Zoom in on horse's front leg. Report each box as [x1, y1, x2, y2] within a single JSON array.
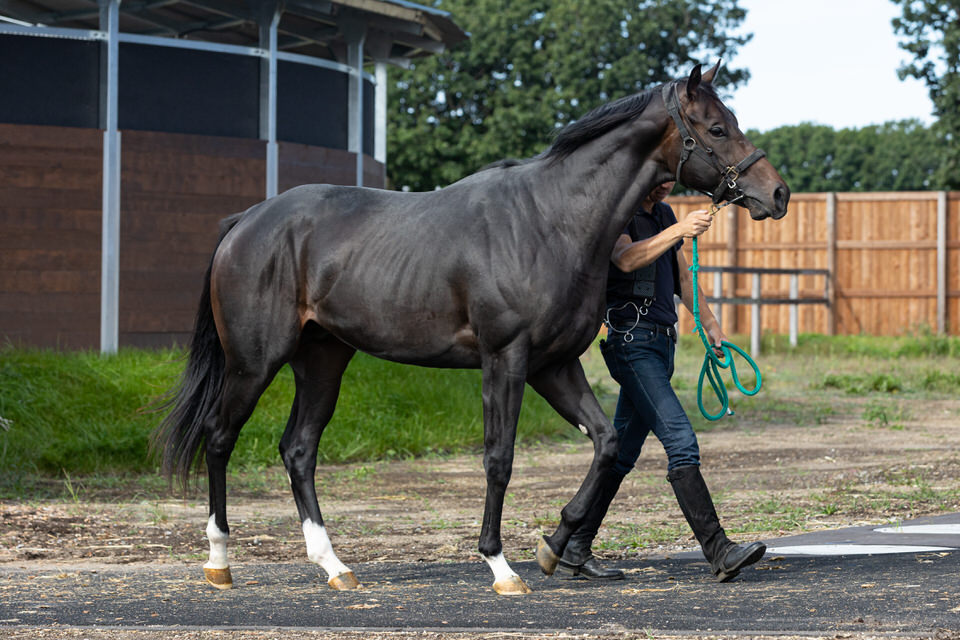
[[527, 358, 619, 574], [478, 341, 532, 595]]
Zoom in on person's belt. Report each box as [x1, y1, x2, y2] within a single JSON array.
[[634, 320, 677, 341]]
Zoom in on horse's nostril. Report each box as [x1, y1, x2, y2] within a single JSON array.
[[774, 185, 789, 210]]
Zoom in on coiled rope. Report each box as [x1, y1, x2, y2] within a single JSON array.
[[689, 204, 762, 420]]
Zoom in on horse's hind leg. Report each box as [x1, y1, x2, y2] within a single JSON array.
[[526, 359, 619, 575], [203, 362, 283, 589], [279, 329, 358, 589]]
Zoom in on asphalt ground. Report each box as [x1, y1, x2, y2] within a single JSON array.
[[3, 513, 959, 636]]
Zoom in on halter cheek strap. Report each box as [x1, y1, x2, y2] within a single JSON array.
[[661, 82, 767, 204]]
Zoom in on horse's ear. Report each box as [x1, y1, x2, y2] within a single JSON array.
[[686, 64, 703, 99], [701, 59, 722, 85]]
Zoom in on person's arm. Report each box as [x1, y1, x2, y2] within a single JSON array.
[[677, 249, 727, 352], [610, 209, 715, 272]]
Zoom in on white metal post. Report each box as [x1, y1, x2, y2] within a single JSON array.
[[345, 23, 366, 187], [751, 273, 761, 356], [263, 8, 280, 199], [100, 0, 121, 354], [937, 191, 947, 335], [712, 271, 723, 328], [374, 61, 387, 165], [789, 274, 799, 348]]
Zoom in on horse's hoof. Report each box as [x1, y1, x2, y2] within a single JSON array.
[[328, 571, 361, 590], [493, 575, 532, 595], [536, 537, 560, 575], [203, 567, 233, 590]]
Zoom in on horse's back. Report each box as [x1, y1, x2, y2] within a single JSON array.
[[210, 183, 484, 367]]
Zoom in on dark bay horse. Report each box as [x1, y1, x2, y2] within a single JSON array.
[[154, 62, 789, 595]]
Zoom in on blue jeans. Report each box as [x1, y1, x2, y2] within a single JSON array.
[[600, 327, 701, 477]]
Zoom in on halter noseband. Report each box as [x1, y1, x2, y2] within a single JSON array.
[[661, 81, 766, 205]]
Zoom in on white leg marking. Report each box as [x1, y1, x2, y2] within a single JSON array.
[[578, 423, 589, 436], [303, 519, 352, 580], [482, 552, 519, 583], [204, 514, 229, 570]]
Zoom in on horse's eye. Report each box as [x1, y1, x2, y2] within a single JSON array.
[[709, 127, 726, 138]]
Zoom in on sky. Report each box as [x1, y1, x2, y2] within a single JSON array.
[[724, 0, 935, 132]]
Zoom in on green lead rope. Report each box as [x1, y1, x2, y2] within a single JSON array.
[[689, 234, 762, 420]]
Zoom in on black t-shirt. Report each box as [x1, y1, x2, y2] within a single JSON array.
[[605, 201, 683, 328]]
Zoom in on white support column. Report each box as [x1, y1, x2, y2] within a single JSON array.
[[260, 7, 281, 199], [344, 22, 366, 187], [99, 0, 121, 355], [374, 61, 387, 165]]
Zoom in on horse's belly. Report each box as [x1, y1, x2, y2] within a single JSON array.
[[315, 308, 481, 369]]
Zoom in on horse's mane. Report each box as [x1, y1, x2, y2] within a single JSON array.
[[541, 86, 659, 163], [486, 80, 722, 170]]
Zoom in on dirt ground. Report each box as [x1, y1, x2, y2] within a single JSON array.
[[5, 400, 960, 567], [3, 398, 960, 639]]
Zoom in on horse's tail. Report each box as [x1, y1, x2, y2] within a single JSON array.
[[151, 213, 243, 488]]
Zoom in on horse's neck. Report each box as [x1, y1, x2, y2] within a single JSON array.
[[539, 117, 673, 269]]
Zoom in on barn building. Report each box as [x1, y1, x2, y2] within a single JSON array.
[[0, 0, 467, 350]]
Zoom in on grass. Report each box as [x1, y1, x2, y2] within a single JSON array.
[[4, 331, 960, 493], [0, 346, 579, 481]]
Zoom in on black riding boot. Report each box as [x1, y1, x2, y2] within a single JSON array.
[[556, 468, 626, 581], [667, 465, 766, 582]]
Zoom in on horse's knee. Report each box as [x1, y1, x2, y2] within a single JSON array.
[[483, 455, 513, 492]]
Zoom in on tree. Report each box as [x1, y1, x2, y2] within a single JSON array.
[[746, 120, 941, 193], [892, 0, 960, 188], [387, 0, 751, 191]]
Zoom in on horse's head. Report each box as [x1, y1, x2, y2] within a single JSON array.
[[662, 62, 789, 220]]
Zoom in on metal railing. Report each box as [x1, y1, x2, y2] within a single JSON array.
[[698, 266, 831, 354]]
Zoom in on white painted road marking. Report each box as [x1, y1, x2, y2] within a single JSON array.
[[874, 524, 960, 535], [767, 544, 956, 556]]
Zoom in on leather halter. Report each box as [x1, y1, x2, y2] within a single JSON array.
[[661, 81, 766, 205]]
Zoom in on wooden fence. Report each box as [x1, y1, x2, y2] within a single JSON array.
[[667, 191, 960, 337]]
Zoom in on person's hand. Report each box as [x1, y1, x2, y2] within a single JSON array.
[[678, 210, 714, 238], [706, 324, 728, 357]]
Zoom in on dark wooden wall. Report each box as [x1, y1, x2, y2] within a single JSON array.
[[119, 130, 266, 347], [0, 123, 385, 350], [279, 142, 385, 192], [0, 123, 103, 348]]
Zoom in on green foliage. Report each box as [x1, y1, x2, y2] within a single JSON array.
[[744, 119, 944, 192], [862, 400, 909, 430], [0, 347, 576, 477], [818, 373, 902, 394], [919, 370, 960, 393], [761, 331, 960, 358], [892, 0, 960, 189], [387, 0, 751, 190]]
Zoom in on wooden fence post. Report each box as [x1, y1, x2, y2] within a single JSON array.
[[826, 192, 837, 335], [937, 191, 948, 335], [727, 205, 739, 334]]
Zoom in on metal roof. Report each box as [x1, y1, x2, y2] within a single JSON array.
[[0, 0, 468, 66]]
